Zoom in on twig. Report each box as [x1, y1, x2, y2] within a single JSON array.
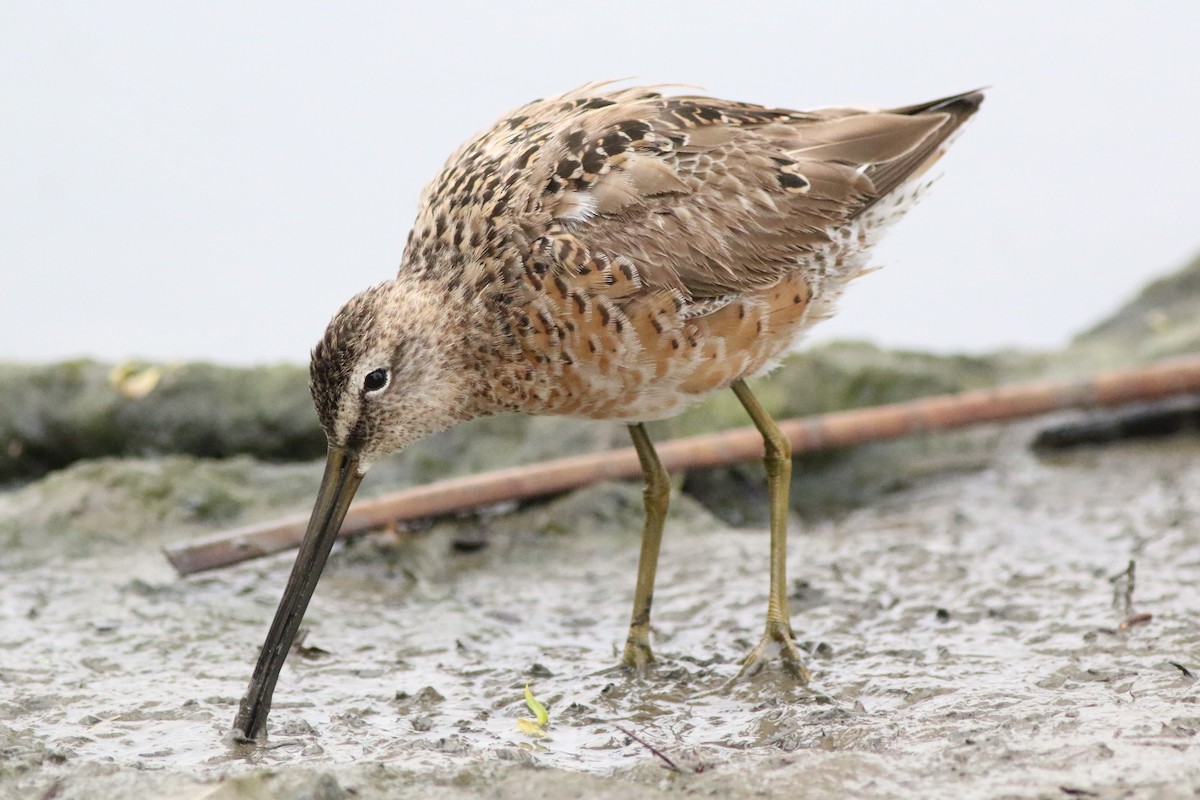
[[615, 725, 683, 773], [1169, 662, 1195, 680], [1032, 394, 1200, 450], [164, 355, 1200, 575], [1118, 612, 1152, 630]]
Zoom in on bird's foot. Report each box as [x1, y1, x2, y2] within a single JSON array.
[[736, 619, 811, 683], [617, 625, 656, 672]]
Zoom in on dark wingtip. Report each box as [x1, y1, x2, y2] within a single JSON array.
[[891, 88, 987, 118]]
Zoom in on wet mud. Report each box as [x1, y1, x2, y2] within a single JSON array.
[[2, 423, 1198, 799]]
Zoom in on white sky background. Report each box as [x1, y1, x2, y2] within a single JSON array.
[[2, 1, 1197, 365]]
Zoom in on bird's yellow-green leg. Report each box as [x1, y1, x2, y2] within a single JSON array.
[[730, 379, 811, 682], [619, 422, 670, 670]]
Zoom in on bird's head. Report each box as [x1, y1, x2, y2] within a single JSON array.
[[231, 276, 480, 741], [309, 278, 480, 473]]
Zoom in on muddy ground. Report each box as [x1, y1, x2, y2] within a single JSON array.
[[3, 254, 1199, 798], [2, 417, 1198, 799]]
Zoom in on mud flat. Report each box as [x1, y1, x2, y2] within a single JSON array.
[[2, 253, 1198, 799], [3, 425, 1198, 799]]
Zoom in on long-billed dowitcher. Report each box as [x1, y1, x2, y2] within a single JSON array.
[[233, 82, 983, 740]]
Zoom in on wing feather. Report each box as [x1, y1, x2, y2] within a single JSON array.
[[402, 84, 982, 301]]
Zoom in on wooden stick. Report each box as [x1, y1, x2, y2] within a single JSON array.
[[164, 355, 1200, 575]]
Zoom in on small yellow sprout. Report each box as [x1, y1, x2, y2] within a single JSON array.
[[516, 683, 549, 737], [524, 683, 549, 726]]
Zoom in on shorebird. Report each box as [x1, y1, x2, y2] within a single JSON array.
[[233, 82, 983, 740]]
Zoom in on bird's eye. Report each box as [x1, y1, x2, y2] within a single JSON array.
[[362, 368, 389, 393]]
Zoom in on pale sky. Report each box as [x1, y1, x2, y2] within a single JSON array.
[[3, 1, 1197, 364]]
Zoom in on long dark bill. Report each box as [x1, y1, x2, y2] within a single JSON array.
[[232, 446, 363, 741]]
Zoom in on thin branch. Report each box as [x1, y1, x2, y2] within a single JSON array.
[[615, 725, 683, 773], [164, 355, 1200, 576]]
